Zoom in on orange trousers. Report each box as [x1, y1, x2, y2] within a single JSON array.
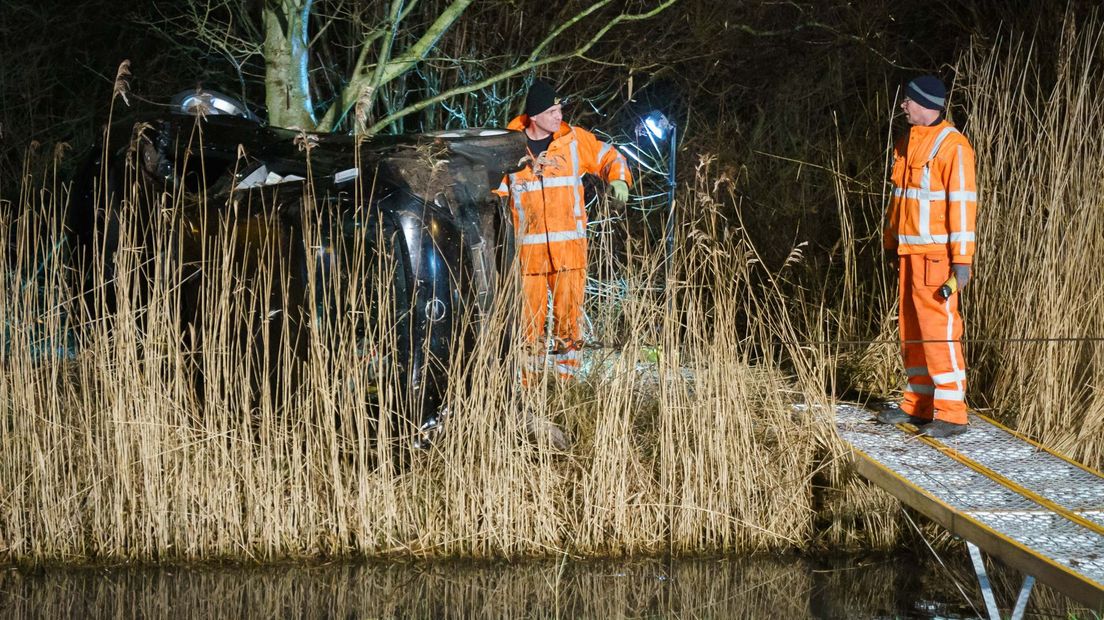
[[898, 253, 968, 424], [521, 269, 585, 382]]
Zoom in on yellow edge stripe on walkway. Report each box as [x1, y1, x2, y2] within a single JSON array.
[[974, 411, 1104, 481], [846, 439, 1104, 610], [903, 420, 1104, 537]]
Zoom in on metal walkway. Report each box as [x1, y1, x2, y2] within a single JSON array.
[[834, 403, 1104, 614]]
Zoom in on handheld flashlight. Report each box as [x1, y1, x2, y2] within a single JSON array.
[[939, 276, 958, 300]]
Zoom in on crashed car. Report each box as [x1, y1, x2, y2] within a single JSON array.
[[69, 90, 528, 441]]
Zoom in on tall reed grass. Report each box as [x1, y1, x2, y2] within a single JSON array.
[[0, 110, 837, 564], [4, 11, 1104, 565], [959, 16, 1104, 467]]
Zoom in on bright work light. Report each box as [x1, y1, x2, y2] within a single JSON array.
[[638, 110, 672, 141]]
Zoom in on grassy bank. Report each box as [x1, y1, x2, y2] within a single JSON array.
[[0, 142, 838, 562], [3, 14, 1104, 565]]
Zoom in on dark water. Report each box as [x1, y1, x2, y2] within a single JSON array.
[[0, 552, 1084, 618]]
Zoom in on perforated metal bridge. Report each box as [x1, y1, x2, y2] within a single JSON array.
[[834, 404, 1104, 612]]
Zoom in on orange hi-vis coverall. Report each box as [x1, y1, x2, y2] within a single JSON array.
[[885, 119, 978, 425], [495, 115, 632, 381]]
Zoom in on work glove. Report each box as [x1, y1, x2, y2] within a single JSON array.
[[885, 251, 899, 272], [952, 264, 971, 290], [609, 180, 629, 204]]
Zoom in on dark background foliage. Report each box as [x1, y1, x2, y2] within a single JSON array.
[[0, 0, 1087, 268]]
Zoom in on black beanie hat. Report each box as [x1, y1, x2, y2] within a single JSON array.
[[906, 75, 948, 110], [524, 79, 561, 117]]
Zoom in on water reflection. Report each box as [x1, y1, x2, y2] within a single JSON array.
[[0, 553, 1083, 618]]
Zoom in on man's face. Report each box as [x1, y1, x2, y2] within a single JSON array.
[[900, 97, 939, 126], [530, 104, 563, 134]]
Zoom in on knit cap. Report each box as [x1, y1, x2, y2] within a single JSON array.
[[524, 80, 561, 117], [906, 75, 947, 110]]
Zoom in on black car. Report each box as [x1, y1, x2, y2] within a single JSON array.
[[69, 91, 528, 445]]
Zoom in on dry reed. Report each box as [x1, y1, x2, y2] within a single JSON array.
[[958, 15, 1104, 468], [3, 12, 1104, 565], [0, 121, 831, 564]]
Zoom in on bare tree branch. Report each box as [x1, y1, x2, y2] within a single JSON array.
[[526, 0, 613, 62], [317, 0, 473, 130], [141, 0, 679, 133], [363, 0, 406, 113], [363, 0, 680, 136]]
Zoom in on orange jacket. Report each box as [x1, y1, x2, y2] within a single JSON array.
[[885, 120, 978, 264], [495, 115, 632, 274]]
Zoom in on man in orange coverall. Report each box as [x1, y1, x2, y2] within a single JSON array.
[[495, 79, 632, 383], [877, 75, 977, 438]]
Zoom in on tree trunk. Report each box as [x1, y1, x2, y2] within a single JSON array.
[[263, 0, 317, 129]]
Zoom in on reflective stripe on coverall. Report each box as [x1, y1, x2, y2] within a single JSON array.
[[522, 270, 585, 380], [886, 120, 977, 425], [898, 254, 967, 424], [494, 115, 632, 380]]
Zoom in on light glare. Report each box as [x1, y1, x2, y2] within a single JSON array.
[[641, 111, 671, 140]]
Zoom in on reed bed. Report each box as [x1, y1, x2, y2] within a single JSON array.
[[0, 117, 833, 564], [4, 12, 1104, 565], [959, 16, 1104, 467]]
